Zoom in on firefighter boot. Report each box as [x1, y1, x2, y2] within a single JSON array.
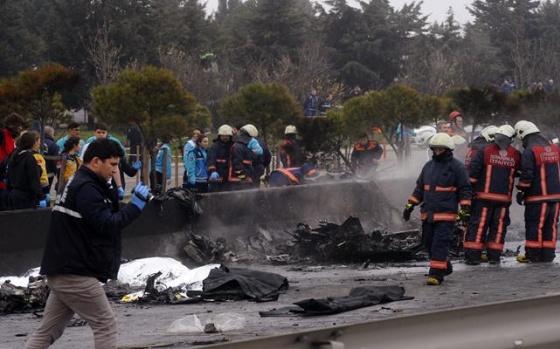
[[427, 276, 442, 286]]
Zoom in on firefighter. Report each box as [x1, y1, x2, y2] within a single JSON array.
[[279, 125, 303, 168], [464, 125, 499, 169], [266, 163, 317, 187], [207, 125, 234, 192], [351, 133, 383, 174], [464, 125, 520, 265], [228, 127, 254, 191], [515, 121, 560, 263], [402, 133, 472, 285]]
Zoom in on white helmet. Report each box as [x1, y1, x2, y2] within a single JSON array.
[[514, 120, 539, 139], [451, 135, 467, 146], [218, 124, 233, 136], [241, 124, 258, 137], [429, 133, 454, 150], [496, 124, 515, 138], [285, 125, 297, 135], [480, 125, 499, 142], [416, 126, 437, 145]]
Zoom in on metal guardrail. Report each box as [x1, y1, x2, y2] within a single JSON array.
[[199, 294, 560, 349]]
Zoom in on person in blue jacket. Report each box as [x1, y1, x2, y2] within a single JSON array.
[[185, 134, 209, 192], [154, 135, 172, 194], [403, 133, 472, 285]]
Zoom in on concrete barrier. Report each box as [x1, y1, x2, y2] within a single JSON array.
[[0, 179, 401, 275]]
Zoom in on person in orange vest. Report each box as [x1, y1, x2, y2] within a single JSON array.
[[447, 111, 468, 139], [351, 133, 383, 174], [266, 163, 317, 187]]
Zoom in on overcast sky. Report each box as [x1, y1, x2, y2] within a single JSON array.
[[204, 0, 474, 24]]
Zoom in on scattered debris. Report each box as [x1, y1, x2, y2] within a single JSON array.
[[290, 216, 423, 263], [0, 276, 48, 314]]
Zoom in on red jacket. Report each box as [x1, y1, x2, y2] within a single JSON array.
[[0, 129, 17, 190]]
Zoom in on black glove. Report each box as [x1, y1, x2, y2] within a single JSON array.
[[458, 205, 471, 226], [516, 190, 525, 205], [402, 203, 414, 221]]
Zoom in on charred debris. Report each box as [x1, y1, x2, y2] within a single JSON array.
[[183, 216, 425, 265]]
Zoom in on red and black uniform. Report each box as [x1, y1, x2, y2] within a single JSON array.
[[279, 137, 303, 168], [518, 134, 560, 262], [408, 151, 471, 281], [351, 140, 383, 171], [229, 132, 254, 191], [207, 137, 233, 192], [464, 143, 520, 262], [464, 136, 490, 169]]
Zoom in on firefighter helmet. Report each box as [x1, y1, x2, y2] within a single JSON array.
[[496, 124, 515, 138], [514, 120, 539, 139], [480, 125, 499, 142], [217, 124, 233, 136], [416, 126, 437, 145], [285, 125, 297, 134], [429, 132, 454, 150], [241, 124, 258, 137], [451, 135, 467, 146]]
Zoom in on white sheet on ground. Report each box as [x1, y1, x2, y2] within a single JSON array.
[[117, 257, 220, 291]]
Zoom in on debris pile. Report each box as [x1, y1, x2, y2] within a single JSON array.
[[0, 276, 48, 314], [291, 216, 423, 263]]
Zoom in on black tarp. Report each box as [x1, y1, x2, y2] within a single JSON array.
[[259, 285, 412, 317], [201, 266, 289, 302]]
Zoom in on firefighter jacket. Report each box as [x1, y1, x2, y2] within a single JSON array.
[[267, 167, 304, 187], [351, 140, 383, 169], [229, 133, 254, 182], [40, 166, 142, 282], [517, 134, 560, 204], [279, 137, 303, 168], [7, 150, 43, 201], [464, 136, 490, 169], [408, 151, 472, 222], [253, 138, 271, 182], [207, 138, 233, 182], [469, 143, 520, 204]]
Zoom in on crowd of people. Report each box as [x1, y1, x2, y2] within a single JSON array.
[[0, 113, 323, 210], [404, 115, 560, 286], [0, 116, 141, 211]]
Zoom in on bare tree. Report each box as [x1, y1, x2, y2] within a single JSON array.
[[84, 22, 122, 85]]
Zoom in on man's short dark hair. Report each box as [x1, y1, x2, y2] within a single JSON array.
[[233, 123, 244, 130], [68, 122, 80, 130], [17, 132, 36, 150], [94, 122, 108, 131], [83, 139, 124, 163]]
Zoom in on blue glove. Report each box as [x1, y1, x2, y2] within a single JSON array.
[[131, 182, 150, 210], [39, 200, 47, 208], [45, 193, 51, 204], [210, 172, 219, 182], [133, 160, 142, 170], [118, 187, 125, 200]]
